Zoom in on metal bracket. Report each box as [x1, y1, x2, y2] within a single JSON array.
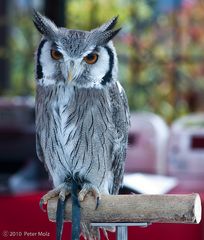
[[91, 222, 150, 240]]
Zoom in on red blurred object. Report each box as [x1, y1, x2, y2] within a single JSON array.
[[168, 114, 204, 178], [125, 112, 169, 175], [0, 97, 36, 163]]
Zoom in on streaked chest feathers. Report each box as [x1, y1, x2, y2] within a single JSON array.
[[36, 85, 118, 187]]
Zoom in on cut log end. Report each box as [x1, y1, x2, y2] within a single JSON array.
[[194, 194, 202, 223], [47, 193, 202, 225]]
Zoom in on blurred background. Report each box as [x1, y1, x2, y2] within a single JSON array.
[[3, 0, 204, 117], [1, 0, 204, 239]]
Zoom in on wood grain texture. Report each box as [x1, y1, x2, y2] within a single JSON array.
[[47, 193, 201, 224]]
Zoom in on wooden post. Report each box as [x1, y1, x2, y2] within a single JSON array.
[[47, 193, 201, 224]]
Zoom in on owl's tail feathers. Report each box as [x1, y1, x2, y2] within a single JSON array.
[[81, 223, 101, 240], [102, 226, 116, 240], [81, 223, 115, 240]]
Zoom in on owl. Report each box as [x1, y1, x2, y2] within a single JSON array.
[[33, 10, 129, 240]]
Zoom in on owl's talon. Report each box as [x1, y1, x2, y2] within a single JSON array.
[[59, 188, 69, 201], [78, 183, 101, 210], [39, 198, 47, 212], [39, 183, 71, 212], [95, 196, 100, 210]]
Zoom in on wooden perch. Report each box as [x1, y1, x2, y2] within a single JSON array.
[[47, 193, 201, 224]]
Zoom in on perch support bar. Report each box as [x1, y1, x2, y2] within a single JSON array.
[[47, 193, 201, 224]]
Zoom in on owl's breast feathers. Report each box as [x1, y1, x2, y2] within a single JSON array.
[[36, 83, 129, 194]]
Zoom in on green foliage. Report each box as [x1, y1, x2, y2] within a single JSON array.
[[67, 0, 128, 29], [8, 11, 38, 96]]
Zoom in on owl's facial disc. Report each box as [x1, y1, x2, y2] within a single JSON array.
[[34, 11, 120, 87], [36, 38, 116, 88]]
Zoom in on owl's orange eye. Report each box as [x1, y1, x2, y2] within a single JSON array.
[[83, 53, 98, 64], [50, 49, 63, 60]]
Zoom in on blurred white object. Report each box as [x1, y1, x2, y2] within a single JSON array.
[[123, 173, 178, 194], [125, 112, 169, 174], [168, 113, 204, 177]]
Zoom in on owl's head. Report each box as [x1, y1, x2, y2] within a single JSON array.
[[33, 10, 120, 88]]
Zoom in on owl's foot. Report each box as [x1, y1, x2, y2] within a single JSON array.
[[78, 183, 101, 210], [39, 182, 71, 212]]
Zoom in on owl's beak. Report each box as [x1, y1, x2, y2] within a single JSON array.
[[68, 71, 73, 81], [67, 62, 74, 81]]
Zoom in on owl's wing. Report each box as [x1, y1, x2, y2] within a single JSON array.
[[109, 81, 130, 194], [36, 133, 45, 162]]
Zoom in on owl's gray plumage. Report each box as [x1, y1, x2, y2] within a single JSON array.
[[33, 10, 129, 239]]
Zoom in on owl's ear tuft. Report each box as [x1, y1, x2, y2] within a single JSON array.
[[105, 27, 121, 41], [89, 28, 121, 47], [98, 28, 121, 46], [88, 16, 121, 46], [97, 16, 119, 33], [32, 9, 58, 38]]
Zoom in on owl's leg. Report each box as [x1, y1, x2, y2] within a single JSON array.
[[78, 182, 101, 209], [79, 183, 113, 239], [40, 182, 72, 240], [79, 183, 103, 240], [39, 182, 71, 211]]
